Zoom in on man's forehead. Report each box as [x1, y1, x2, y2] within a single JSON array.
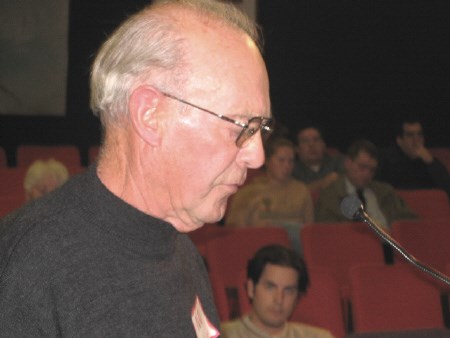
[[298, 128, 322, 139], [354, 151, 378, 164], [260, 264, 298, 282]]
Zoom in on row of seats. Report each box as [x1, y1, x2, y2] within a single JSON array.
[[0, 144, 100, 168], [190, 221, 450, 337]]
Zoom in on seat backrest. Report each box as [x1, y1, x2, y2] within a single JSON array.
[[206, 227, 291, 288], [187, 223, 231, 258], [208, 269, 232, 322], [350, 264, 444, 333], [0, 167, 27, 200], [301, 222, 385, 298], [0, 146, 7, 167], [391, 219, 450, 273], [0, 167, 27, 216], [0, 195, 25, 217], [16, 144, 81, 168], [395, 189, 450, 220], [291, 267, 346, 338]]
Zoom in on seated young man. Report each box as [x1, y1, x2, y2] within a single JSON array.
[[221, 245, 334, 338], [293, 125, 344, 192], [377, 118, 450, 198]]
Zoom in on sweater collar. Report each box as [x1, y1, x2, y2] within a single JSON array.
[[75, 165, 179, 258]]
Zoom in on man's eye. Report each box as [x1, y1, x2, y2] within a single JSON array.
[[284, 288, 297, 295]]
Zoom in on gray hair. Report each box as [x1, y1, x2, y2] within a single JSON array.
[[90, 0, 261, 126]]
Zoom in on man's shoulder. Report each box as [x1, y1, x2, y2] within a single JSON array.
[[287, 321, 335, 338], [220, 318, 247, 337], [0, 181, 90, 279], [369, 179, 395, 195], [221, 318, 243, 329]]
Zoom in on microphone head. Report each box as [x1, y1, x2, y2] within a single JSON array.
[[340, 195, 363, 220]]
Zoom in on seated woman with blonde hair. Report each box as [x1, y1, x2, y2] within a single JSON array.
[[226, 138, 314, 252], [24, 158, 69, 201]]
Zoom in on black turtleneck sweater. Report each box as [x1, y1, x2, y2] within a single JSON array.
[[0, 165, 219, 337]]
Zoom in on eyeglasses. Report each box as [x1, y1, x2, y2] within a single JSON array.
[[159, 90, 273, 147]]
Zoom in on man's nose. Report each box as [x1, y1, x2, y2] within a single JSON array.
[[237, 132, 265, 169], [273, 289, 284, 305]]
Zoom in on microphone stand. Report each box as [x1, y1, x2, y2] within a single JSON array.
[[354, 209, 450, 287]]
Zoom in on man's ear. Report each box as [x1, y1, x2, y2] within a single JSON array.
[[129, 85, 162, 146]]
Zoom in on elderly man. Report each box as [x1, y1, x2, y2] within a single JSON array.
[[221, 245, 334, 338], [0, 1, 272, 336]]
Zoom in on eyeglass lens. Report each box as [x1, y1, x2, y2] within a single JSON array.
[[236, 117, 273, 147]]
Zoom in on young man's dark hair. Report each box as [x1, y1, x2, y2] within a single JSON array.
[[247, 244, 309, 293], [395, 117, 423, 138], [296, 124, 326, 144]]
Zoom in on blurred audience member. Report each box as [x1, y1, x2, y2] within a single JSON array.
[[221, 244, 334, 338], [226, 138, 313, 253], [24, 159, 69, 201], [293, 126, 344, 192], [227, 138, 313, 227], [315, 139, 416, 228], [377, 119, 450, 197]]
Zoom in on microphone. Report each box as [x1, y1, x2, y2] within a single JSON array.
[[340, 195, 364, 221], [340, 195, 450, 286]]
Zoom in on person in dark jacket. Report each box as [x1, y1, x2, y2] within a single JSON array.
[[377, 119, 450, 197]]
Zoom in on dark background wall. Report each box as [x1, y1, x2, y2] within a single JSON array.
[[259, 0, 450, 150], [1, 0, 449, 165]]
